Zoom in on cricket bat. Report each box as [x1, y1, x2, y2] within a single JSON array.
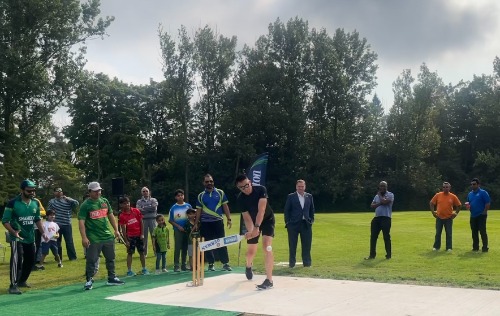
[[199, 234, 245, 252]]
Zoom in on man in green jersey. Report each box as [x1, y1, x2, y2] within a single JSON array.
[[78, 182, 124, 290], [2, 180, 44, 294]]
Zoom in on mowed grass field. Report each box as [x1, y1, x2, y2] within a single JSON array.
[[1, 211, 500, 295]]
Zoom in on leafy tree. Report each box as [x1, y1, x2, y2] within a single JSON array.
[[0, 0, 113, 201]]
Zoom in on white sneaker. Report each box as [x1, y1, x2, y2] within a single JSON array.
[[432, 248, 438, 251], [446, 249, 452, 252], [162, 268, 168, 272], [155, 269, 161, 275]]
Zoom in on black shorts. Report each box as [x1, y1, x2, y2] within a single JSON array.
[[247, 215, 275, 245], [127, 236, 144, 254]]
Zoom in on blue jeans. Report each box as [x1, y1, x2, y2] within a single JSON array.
[[433, 217, 453, 250], [156, 251, 166, 270]]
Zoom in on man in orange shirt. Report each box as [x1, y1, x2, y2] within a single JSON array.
[[430, 182, 462, 252]]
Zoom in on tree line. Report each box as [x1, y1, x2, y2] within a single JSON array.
[[1, 1, 500, 213]]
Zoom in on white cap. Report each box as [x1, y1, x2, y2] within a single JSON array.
[[88, 182, 103, 191]]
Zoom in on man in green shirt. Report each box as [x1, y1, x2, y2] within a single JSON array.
[[2, 179, 44, 294], [78, 182, 124, 290]]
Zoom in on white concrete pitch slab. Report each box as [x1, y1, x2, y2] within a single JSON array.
[[107, 274, 500, 316]]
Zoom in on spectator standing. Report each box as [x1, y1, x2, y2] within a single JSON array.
[[78, 182, 124, 290], [136, 187, 158, 257], [2, 180, 44, 294], [467, 178, 491, 252], [48, 187, 79, 261], [168, 189, 191, 272]]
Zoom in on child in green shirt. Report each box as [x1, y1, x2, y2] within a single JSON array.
[[152, 214, 170, 274]]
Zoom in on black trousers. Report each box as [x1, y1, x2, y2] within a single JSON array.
[[287, 219, 312, 267], [10, 241, 36, 286], [200, 220, 229, 264], [369, 216, 391, 258], [470, 215, 488, 251]]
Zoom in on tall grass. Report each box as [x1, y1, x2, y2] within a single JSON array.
[[1, 211, 499, 294]]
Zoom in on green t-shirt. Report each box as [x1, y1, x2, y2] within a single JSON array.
[[152, 224, 170, 252], [2, 195, 41, 244], [78, 197, 115, 243]]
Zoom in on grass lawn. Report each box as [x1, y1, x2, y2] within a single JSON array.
[[1, 211, 499, 295]]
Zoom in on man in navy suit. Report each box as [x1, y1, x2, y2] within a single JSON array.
[[284, 179, 315, 268]]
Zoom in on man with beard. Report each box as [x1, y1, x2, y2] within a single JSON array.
[[2, 180, 44, 294], [194, 174, 233, 271], [365, 181, 394, 260]]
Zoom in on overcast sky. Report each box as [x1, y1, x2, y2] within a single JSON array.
[[54, 0, 500, 126]]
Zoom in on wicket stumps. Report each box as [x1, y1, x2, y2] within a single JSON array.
[[192, 237, 205, 286]]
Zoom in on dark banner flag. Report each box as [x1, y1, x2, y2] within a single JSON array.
[[247, 152, 269, 186], [239, 152, 269, 239]]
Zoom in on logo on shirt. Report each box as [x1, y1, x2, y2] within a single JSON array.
[[90, 209, 108, 219], [127, 218, 138, 226]]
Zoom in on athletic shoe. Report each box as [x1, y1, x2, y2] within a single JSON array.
[[385, 255, 391, 260], [58, 263, 63, 268], [432, 248, 438, 251], [127, 270, 136, 277], [256, 279, 273, 290], [222, 263, 232, 271], [208, 264, 215, 271], [482, 248, 489, 253], [446, 249, 452, 253], [162, 268, 168, 272], [83, 279, 93, 291], [9, 285, 22, 295], [181, 264, 187, 271], [364, 256, 375, 260], [174, 266, 180, 272], [142, 268, 151, 275], [245, 267, 253, 280], [18, 282, 31, 288], [106, 277, 125, 286]]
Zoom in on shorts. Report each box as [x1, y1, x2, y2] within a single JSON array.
[[247, 215, 275, 245], [41, 240, 59, 256], [127, 236, 144, 254]]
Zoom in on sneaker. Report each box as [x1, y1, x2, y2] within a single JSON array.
[[18, 282, 31, 288], [155, 269, 161, 275], [181, 264, 187, 271], [245, 267, 253, 280], [58, 263, 63, 268], [83, 279, 93, 291], [174, 266, 180, 272], [222, 263, 232, 271], [432, 248, 438, 251], [446, 249, 452, 253], [208, 264, 215, 271], [162, 268, 168, 272], [126, 270, 136, 277], [482, 248, 489, 253], [364, 256, 375, 260], [142, 268, 150, 275], [9, 285, 22, 295], [106, 277, 125, 286], [256, 279, 273, 290]]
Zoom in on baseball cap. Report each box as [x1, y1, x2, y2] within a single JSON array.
[[54, 188, 63, 192], [186, 208, 196, 214], [88, 182, 103, 191], [20, 179, 36, 190]]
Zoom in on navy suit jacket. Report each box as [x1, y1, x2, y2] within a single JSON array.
[[284, 192, 315, 226]]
